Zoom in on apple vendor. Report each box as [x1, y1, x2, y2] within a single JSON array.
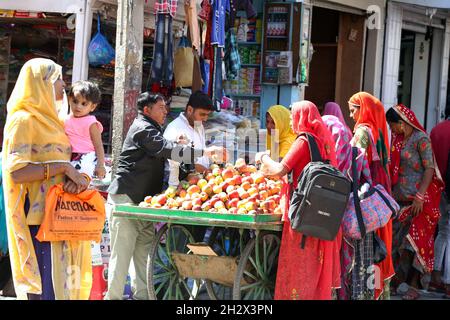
[[105, 92, 227, 300], [164, 91, 214, 187]]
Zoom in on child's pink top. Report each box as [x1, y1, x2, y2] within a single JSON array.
[[64, 115, 103, 153]]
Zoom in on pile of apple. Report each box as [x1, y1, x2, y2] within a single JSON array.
[[139, 159, 282, 215]]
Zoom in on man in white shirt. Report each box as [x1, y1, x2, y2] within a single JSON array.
[[164, 91, 213, 186]]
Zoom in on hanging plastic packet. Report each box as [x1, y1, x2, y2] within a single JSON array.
[[88, 13, 115, 66]]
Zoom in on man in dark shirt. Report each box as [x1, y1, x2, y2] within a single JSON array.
[[105, 92, 226, 300]]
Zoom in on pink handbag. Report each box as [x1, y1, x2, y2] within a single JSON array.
[[342, 147, 399, 240]]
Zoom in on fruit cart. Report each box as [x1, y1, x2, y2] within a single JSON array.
[[112, 205, 283, 300]]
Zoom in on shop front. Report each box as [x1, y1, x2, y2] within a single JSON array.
[[382, 0, 450, 131]]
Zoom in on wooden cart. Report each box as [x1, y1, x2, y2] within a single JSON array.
[[113, 205, 283, 300]]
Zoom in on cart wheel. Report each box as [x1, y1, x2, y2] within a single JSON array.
[[205, 228, 250, 300], [147, 223, 201, 300], [232, 232, 281, 300]]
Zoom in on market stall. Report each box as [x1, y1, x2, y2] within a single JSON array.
[[113, 161, 284, 300]]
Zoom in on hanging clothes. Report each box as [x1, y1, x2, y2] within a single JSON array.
[[184, 0, 200, 53], [224, 28, 240, 80], [211, 0, 228, 48], [151, 13, 174, 86], [154, 0, 179, 17]]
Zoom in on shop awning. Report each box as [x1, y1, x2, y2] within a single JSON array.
[[394, 0, 450, 9]]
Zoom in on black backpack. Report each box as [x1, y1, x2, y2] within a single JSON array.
[[288, 134, 351, 248]]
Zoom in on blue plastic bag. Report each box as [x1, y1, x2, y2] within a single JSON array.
[[88, 15, 115, 67]]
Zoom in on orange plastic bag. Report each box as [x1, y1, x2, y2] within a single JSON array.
[[37, 184, 106, 242]]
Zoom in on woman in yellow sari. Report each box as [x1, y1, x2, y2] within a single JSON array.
[[2, 58, 92, 300], [266, 105, 297, 160]]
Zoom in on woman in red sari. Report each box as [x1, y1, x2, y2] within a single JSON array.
[[386, 104, 444, 300], [255, 101, 341, 300], [348, 92, 395, 300]]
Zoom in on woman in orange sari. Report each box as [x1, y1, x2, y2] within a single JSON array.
[[348, 92, 395, 300], [256, 101, 341, 300]]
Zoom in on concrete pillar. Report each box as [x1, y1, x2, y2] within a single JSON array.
[[381, 2, 403, 110], [438, 19, 450, 121], [112, 0, 144, 174], [73, 0, 93, 82]]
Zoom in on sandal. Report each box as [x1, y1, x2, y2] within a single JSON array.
[[402, 287, 421, 300], [428, 281, 446, 294]]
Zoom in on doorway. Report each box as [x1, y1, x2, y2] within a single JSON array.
[[397, 29, 431, 126], [305, 7, 366, 128]]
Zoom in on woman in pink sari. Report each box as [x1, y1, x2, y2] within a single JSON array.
[[256, 101, 341, 300], [323, 102, 350, 130]]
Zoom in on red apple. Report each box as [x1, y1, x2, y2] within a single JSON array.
[[225, 178, 236, 187], [192, 205, 202, 211], [213, 185, 223, 194], [182, 201, 193, 210], [206, 172, 215, 182], [187, 174, 201, 186], [218, 192, 228, 202], [252, 173, 266, 184], [197, 179, 208, 189], [241, 182, 251, 191], [228, 198, 239, 208], [212, 167, 222, 177], [233, 175, 242, 186], [270, 186, 281, 196], [248, 187, 258, 196], [156, 194, 167, 205], [228, 207, 238, 214], [210, 196, 220, 207], [226, 185, 236, 194], [214, 201, 225, 209], [187, 185, 201, 195], [220, 181, 229, 192], [192, 198, 203, 207], [179, 189, 187, 198], [259, 190, 269, 201], [214, 175, 224, 185], [244, 201, 257, 211], [237, 187, 249, 199], [201, 201, 212, 211], [237, 208, 248, 215], [242, 176, 254, 185], [221, 168, 234, 180], [144, 196, 153, 204], [228, 190, 240, 200], [202, 184, 213, 196], [200, 192, 209, 202]]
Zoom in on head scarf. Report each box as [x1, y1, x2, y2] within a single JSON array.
[[323, 102, 348, 128], [389, 104, 444, 186], [322, 115, 372, 184], [266, 105, 297, 158], [349, 92, 389, 166], [2, 58, 74, 298], [291, 101, 336, 163]]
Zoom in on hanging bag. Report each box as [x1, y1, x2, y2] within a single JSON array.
[[341, 147, 399, 240], [88, 14, 115, 66], [173, 30, 194, 87], [37, 184, 106, 242]]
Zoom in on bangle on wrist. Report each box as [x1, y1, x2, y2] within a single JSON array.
[[43, 164, 50, 181], [81, 173, 91, 184]]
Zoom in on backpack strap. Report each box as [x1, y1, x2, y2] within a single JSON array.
[[352, 147, 366, 238], [304, 134, 323, 162]]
